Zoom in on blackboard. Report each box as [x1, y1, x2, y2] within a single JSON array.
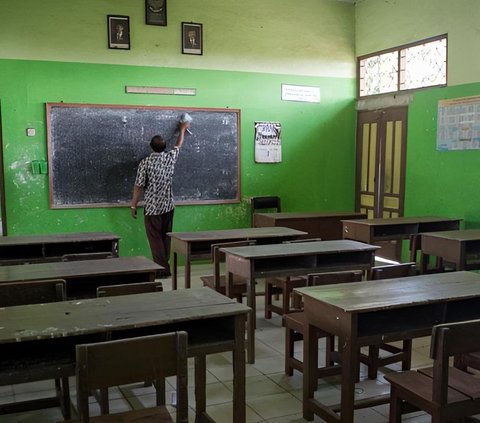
[[46, 103, 240, 208]]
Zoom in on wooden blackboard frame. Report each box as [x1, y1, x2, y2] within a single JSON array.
[[46, 103, 241, 208]]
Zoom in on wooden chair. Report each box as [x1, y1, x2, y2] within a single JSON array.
[[0, 278, 66, 306], [409, 234, 444, 273], [264, 238, 322, 320], [385, 319, 480, 423], [95, 281, 163, 414], [360, 262, 417, 379], [454, 351, 480, 373], [284, 271, 363, 377], [62, 252, 114, 261], [96, 281, 163, 297], [70, 332, 188, 423], [0, 279, 72, 419], [200, 240, 255, 302], [250, 196, 281, 226]]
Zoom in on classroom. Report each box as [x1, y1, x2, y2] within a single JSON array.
[[1, 0, 480, 422]]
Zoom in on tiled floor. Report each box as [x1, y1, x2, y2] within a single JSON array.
[[0, 263, 435, 423]]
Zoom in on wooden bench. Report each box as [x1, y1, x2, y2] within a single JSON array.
[[385, 318, 480, 423]]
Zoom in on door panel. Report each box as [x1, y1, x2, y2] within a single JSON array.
[[356, 107, 408, 259]]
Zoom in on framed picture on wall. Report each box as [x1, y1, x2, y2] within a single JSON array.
[[182, 22, 202, 55], [107, 15, 130, 49], [145, 0, 167, 26]]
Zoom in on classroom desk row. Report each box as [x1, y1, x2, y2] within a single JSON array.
[[0, 232, 120, 265], [299, 270, 480, 423], [3, 223, 480, 422], [0, 256, 160, 298], [0, 287, 249, 423]]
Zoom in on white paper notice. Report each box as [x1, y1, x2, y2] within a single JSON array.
[[255, 122, 282, 163], [281, 84, 320, 103]]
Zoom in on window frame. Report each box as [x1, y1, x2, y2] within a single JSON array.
[[357, 34, 448, 99]]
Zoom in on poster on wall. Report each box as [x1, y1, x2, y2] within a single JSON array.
[[437, 95, 480, 151], [254, 122, 282, 163]]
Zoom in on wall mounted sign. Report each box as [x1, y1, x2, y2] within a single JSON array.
[[281, 84, 320, 103], [254, 122, 282, 163]]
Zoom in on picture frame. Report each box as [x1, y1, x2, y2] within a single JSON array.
[[145, 0, 167, 26], [107, 15, 130, 50], [182, 22, 203, 55]]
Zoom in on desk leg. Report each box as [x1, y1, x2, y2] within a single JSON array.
[[185, 251, 191, 289], [172, 252, 178, 290], [233, 314, 246, 423], [194, 355, 207, 422], [303, 322, 317, 421], [340, 332, 356, 423], [246, 276, 256, 364], [420, 253, 429, 274]]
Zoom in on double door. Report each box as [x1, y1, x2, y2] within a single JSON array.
[[355, 107, 408, 259]]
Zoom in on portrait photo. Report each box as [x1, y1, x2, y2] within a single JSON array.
[[145, 0, 167, 26], [182, 22, 202, 55], [107, 15, 130, 50]]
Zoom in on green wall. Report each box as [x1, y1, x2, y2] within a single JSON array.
[[1, 0, 355, 78], [405, 84, 480, 228], [356, 0, 480, 230], [0, 0, 357, 260], [355, 0, 480, 86], [0, 59, 356, 258]]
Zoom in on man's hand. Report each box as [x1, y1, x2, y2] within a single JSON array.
[[131, 206, 137, 219], [179, 121, 190, 132]]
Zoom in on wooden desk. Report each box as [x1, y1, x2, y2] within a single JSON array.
[[253, 211, 366, 240], [168, 226, 307, 289], [342, 216, 461, 260], [342, 216, 461, 243], [0, 288, 249, 422], [297, 271, 480, 423], [222, 240, 379, 363], [0, 256, 160, 298], [421, 229, 480, 272], [0, 232, 120, 265]]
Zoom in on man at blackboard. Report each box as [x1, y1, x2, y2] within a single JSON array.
[[130, 121, 189, 277]]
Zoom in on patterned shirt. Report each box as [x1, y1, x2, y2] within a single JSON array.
[[134, 148, 180, 215]]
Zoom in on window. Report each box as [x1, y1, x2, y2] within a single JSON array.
[[358, 35, 447, 98]]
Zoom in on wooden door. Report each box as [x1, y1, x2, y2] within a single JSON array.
[[356, 107, 408, 259]]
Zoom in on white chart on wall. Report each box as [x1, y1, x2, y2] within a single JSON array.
[[437, 95, 480, 151]]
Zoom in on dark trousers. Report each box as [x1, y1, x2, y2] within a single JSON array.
[[144, 210, 174, 276]]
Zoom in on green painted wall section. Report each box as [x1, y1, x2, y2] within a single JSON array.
[[405, 84, 480, 228], [0, 0, 355, 78], [355, 0, 480, 86], [0, 59, 356, 259]]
